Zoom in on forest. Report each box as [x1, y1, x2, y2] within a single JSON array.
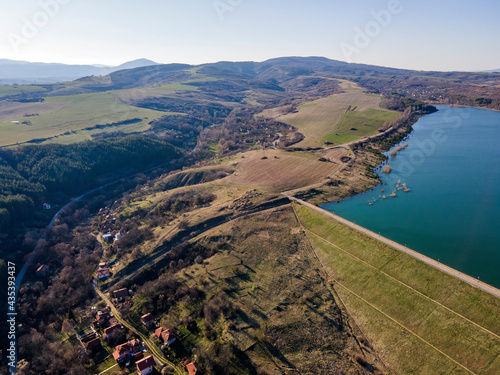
[[0, 136, 180, 252]]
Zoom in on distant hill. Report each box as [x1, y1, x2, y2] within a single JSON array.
[[0, 58, 158, 84], [484, 69, 500, 73]]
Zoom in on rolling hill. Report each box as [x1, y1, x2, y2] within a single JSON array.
[[0, 58, 158, 84]]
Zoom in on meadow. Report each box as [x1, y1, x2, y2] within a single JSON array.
[[277, 81, 398, 148], [295, 203, 500, 374], [0, 91, 177, 146], [0, 84, 47, 98]]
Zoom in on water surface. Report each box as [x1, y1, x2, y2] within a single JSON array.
[[322, 106, 500, 288]]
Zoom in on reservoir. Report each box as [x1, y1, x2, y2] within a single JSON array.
[[322, 106, 500, 288]]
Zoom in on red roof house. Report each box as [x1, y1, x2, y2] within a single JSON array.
[[113, 288, 129, 300], [136, 355, 155, 375], [141, 313, 154, 328], [97, 268, 111, 279], [104, 323, 122, 340], [161, 329, 177, 346], [36, 264, 49, 277], [186, 362, 202, 375], [112, 342, 133, 363]]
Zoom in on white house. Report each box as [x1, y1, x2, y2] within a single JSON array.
[[136, 355, 155, 375]]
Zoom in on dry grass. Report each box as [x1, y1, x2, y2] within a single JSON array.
[[224, 149, 344, 193], [275, 81, 390, 148], [296, 204, 500, 375], [179, 206, 372, 374]]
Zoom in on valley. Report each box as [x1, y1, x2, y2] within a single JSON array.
[[1, 57, 500, 375]]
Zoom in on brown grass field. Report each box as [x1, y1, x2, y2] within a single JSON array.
[[222, 149, 348, 193], [274, 81, 396, 148]]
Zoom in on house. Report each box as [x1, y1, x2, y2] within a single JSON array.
[[102, 233, 114, 243], [115, 232, 123, 241], [36, 264, 49, 277], [104, 323, 122, 340], [136, 355, 155, 375], [154, 327, 163, 340], [112, 342, 133, 363], [160, 329, 176, 346], [84, 337, 102, 353], [186, 362, 202, 375], [99, 262, 108, 268], [113, 288, 129, 301], [129, 338, 141, 348], [96, 311, 111, 326], [97, 268, 111, 279], [141, 313, 154, 329]]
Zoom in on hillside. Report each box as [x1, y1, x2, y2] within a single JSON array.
[[0, 58, 158, 84], [2, 56, 500, 375]]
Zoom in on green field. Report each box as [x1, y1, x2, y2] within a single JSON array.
[[0, 91, 180, 146], [295, 203, 500, 375], [324, 108, 399, 145], [0, 84, 47, 98], [276, 82, 397, 148]]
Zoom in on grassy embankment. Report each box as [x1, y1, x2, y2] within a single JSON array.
[[149, 206, 374, 374], [276, 81, 399, 148], [294, 203, 500, 375]]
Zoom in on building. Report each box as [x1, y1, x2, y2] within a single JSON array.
[[96, 311, 111, 326], [136, 355, 155, 375], [160, 329, 176, 346], [104, 323, 122, 341], [84, 337, 102, 353], [99, 262, 108, 268], [154, 327, 163, 340], [36, 264, 49, 277], [186, 362, 202, 375], [141, 313, 154, 329], [97, 268, 111, 279], [102, 233, 114, 243], [113, 288, 129, 301], [112, 342, 133, 363]]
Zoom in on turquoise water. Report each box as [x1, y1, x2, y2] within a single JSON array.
[[322, 106, 500, 288]]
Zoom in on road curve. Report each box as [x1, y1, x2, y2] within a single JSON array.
[[288, 197, 500, 299]]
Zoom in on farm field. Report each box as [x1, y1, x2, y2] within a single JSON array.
[[324, 108, 398, 145], [0, 84, 47, 98], [276, 81, 398, 148], [294, 203, 500, 375], [223, 148, 347, 193], [0, 91, 177, 146]]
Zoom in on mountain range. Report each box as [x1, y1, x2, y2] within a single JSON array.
[[0, 58, 158, 84]]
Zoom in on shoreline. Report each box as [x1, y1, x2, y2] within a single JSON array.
[[290, 197, 500, 299]]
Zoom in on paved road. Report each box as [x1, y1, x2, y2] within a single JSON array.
[[93, 286, 184, 375], [289, 197, 500, 299]]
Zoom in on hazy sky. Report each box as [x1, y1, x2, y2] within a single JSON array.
[[1, 0, 499, 71]]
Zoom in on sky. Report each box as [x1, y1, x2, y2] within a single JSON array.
[[0, 0, 499, 71]]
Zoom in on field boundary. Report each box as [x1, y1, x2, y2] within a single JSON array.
[[302, 226, 500, 340], [288, 197, 500, 299]]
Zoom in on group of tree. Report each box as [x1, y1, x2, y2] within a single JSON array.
[[0, 135, 179, 234]]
